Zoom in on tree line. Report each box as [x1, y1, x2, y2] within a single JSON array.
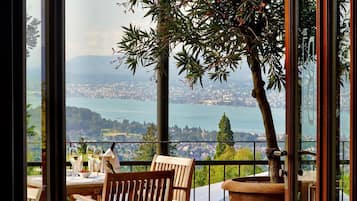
[[27, 105, 258, 142]]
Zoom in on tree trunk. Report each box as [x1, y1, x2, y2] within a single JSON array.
[[247, 45, 282, 183]]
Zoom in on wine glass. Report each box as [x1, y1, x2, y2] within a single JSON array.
[[86, 145, 95, 172], [68, 146, 80, 177], [93, 147, 103, 175]]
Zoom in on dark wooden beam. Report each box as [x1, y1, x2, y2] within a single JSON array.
[[3, 0, 27, 200], [43, 0, 66, 200], [13, 0, 27, 199], [284, 0, 299, 200], [316, 0, 337, 200], [156, 0, 169, 156]]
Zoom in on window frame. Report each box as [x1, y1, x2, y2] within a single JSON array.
[[350, 0, 357, 200], [285, 0, 356, 200], [5, 0, 357, 200], [41, 0, 66, 200], [6, 0, 27, 200]]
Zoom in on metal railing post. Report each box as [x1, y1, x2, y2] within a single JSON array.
[[253, 141, 256, 175], [238, 165, 241, 177], [208, 164, 211, 201], [193, 166, 196, 201], [223, 165, 226, 201]]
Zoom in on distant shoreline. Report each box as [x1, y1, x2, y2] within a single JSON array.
[[27, 95, 350, 137]]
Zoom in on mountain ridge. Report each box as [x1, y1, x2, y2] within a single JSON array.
[[27, 55, 253, 85]]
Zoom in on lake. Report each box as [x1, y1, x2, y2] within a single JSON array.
[[27, 96, 350, 136]]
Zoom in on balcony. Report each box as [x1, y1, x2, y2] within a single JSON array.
[[27, 140, 350, 201]]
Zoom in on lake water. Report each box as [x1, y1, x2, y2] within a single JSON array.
[[67, 97, 286, 134], [27, 96, 350, 136]]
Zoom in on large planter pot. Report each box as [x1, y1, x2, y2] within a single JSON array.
[[221, 176, 284, 201]]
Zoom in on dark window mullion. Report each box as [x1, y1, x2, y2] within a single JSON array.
[[285, 0, 300, 200], [316, 0, 338, 200], [350, 0, 357, 200], [43, 0, 66, 200], [6, 0, 27, 200]]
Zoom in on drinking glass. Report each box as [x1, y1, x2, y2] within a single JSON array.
[[86, 145, 95, 172], [69, 146, 80, 176], [93, 147, 103, 175]]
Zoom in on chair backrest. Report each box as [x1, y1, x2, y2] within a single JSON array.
[[150, 155, 195, 201], [101, 170, 174, 201], [27, 187, 42, 201]]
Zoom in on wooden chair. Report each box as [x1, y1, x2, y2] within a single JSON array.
[[150, 155, 195, 201], [27, 187, 42, 201], [72, 170, 174, 201]]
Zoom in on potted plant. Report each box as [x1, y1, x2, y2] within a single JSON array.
[[115, 0, 285, 199]]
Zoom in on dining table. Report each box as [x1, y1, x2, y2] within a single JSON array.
[[27, 172, 106, 201]]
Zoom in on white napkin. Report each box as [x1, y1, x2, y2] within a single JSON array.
[[100, 148, 120, 173]]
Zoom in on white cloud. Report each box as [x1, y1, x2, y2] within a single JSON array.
[[65, 0, 153, 59], [27, 0, 159, 64]]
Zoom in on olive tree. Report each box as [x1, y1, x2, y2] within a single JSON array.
[[116, 0, 285, 182]]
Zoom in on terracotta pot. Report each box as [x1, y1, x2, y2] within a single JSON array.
[[221, 176, 284, 201]]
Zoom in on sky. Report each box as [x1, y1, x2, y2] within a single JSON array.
[[27, 0, 152, 68], [25, 0, 256, 84], [25, 0, 275, 83]]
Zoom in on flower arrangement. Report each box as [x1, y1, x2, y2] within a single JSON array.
[[79, 166, 91, 178], [77, 137, 88, 155], [80, 166, 89, 173]]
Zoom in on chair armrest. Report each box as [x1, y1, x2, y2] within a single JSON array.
[[72, 194, 97, 201]]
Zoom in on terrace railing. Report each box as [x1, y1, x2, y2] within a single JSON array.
[[27, 140, 350, 201]]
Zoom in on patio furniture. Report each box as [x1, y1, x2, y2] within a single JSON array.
[[221, 176, 284, 201], [27, 173, 105, 201], [150, 155, 195, 201], [72, 170, 174, 201]]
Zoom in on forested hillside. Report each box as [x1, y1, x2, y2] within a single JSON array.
[[27, 106, 258, 142]]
